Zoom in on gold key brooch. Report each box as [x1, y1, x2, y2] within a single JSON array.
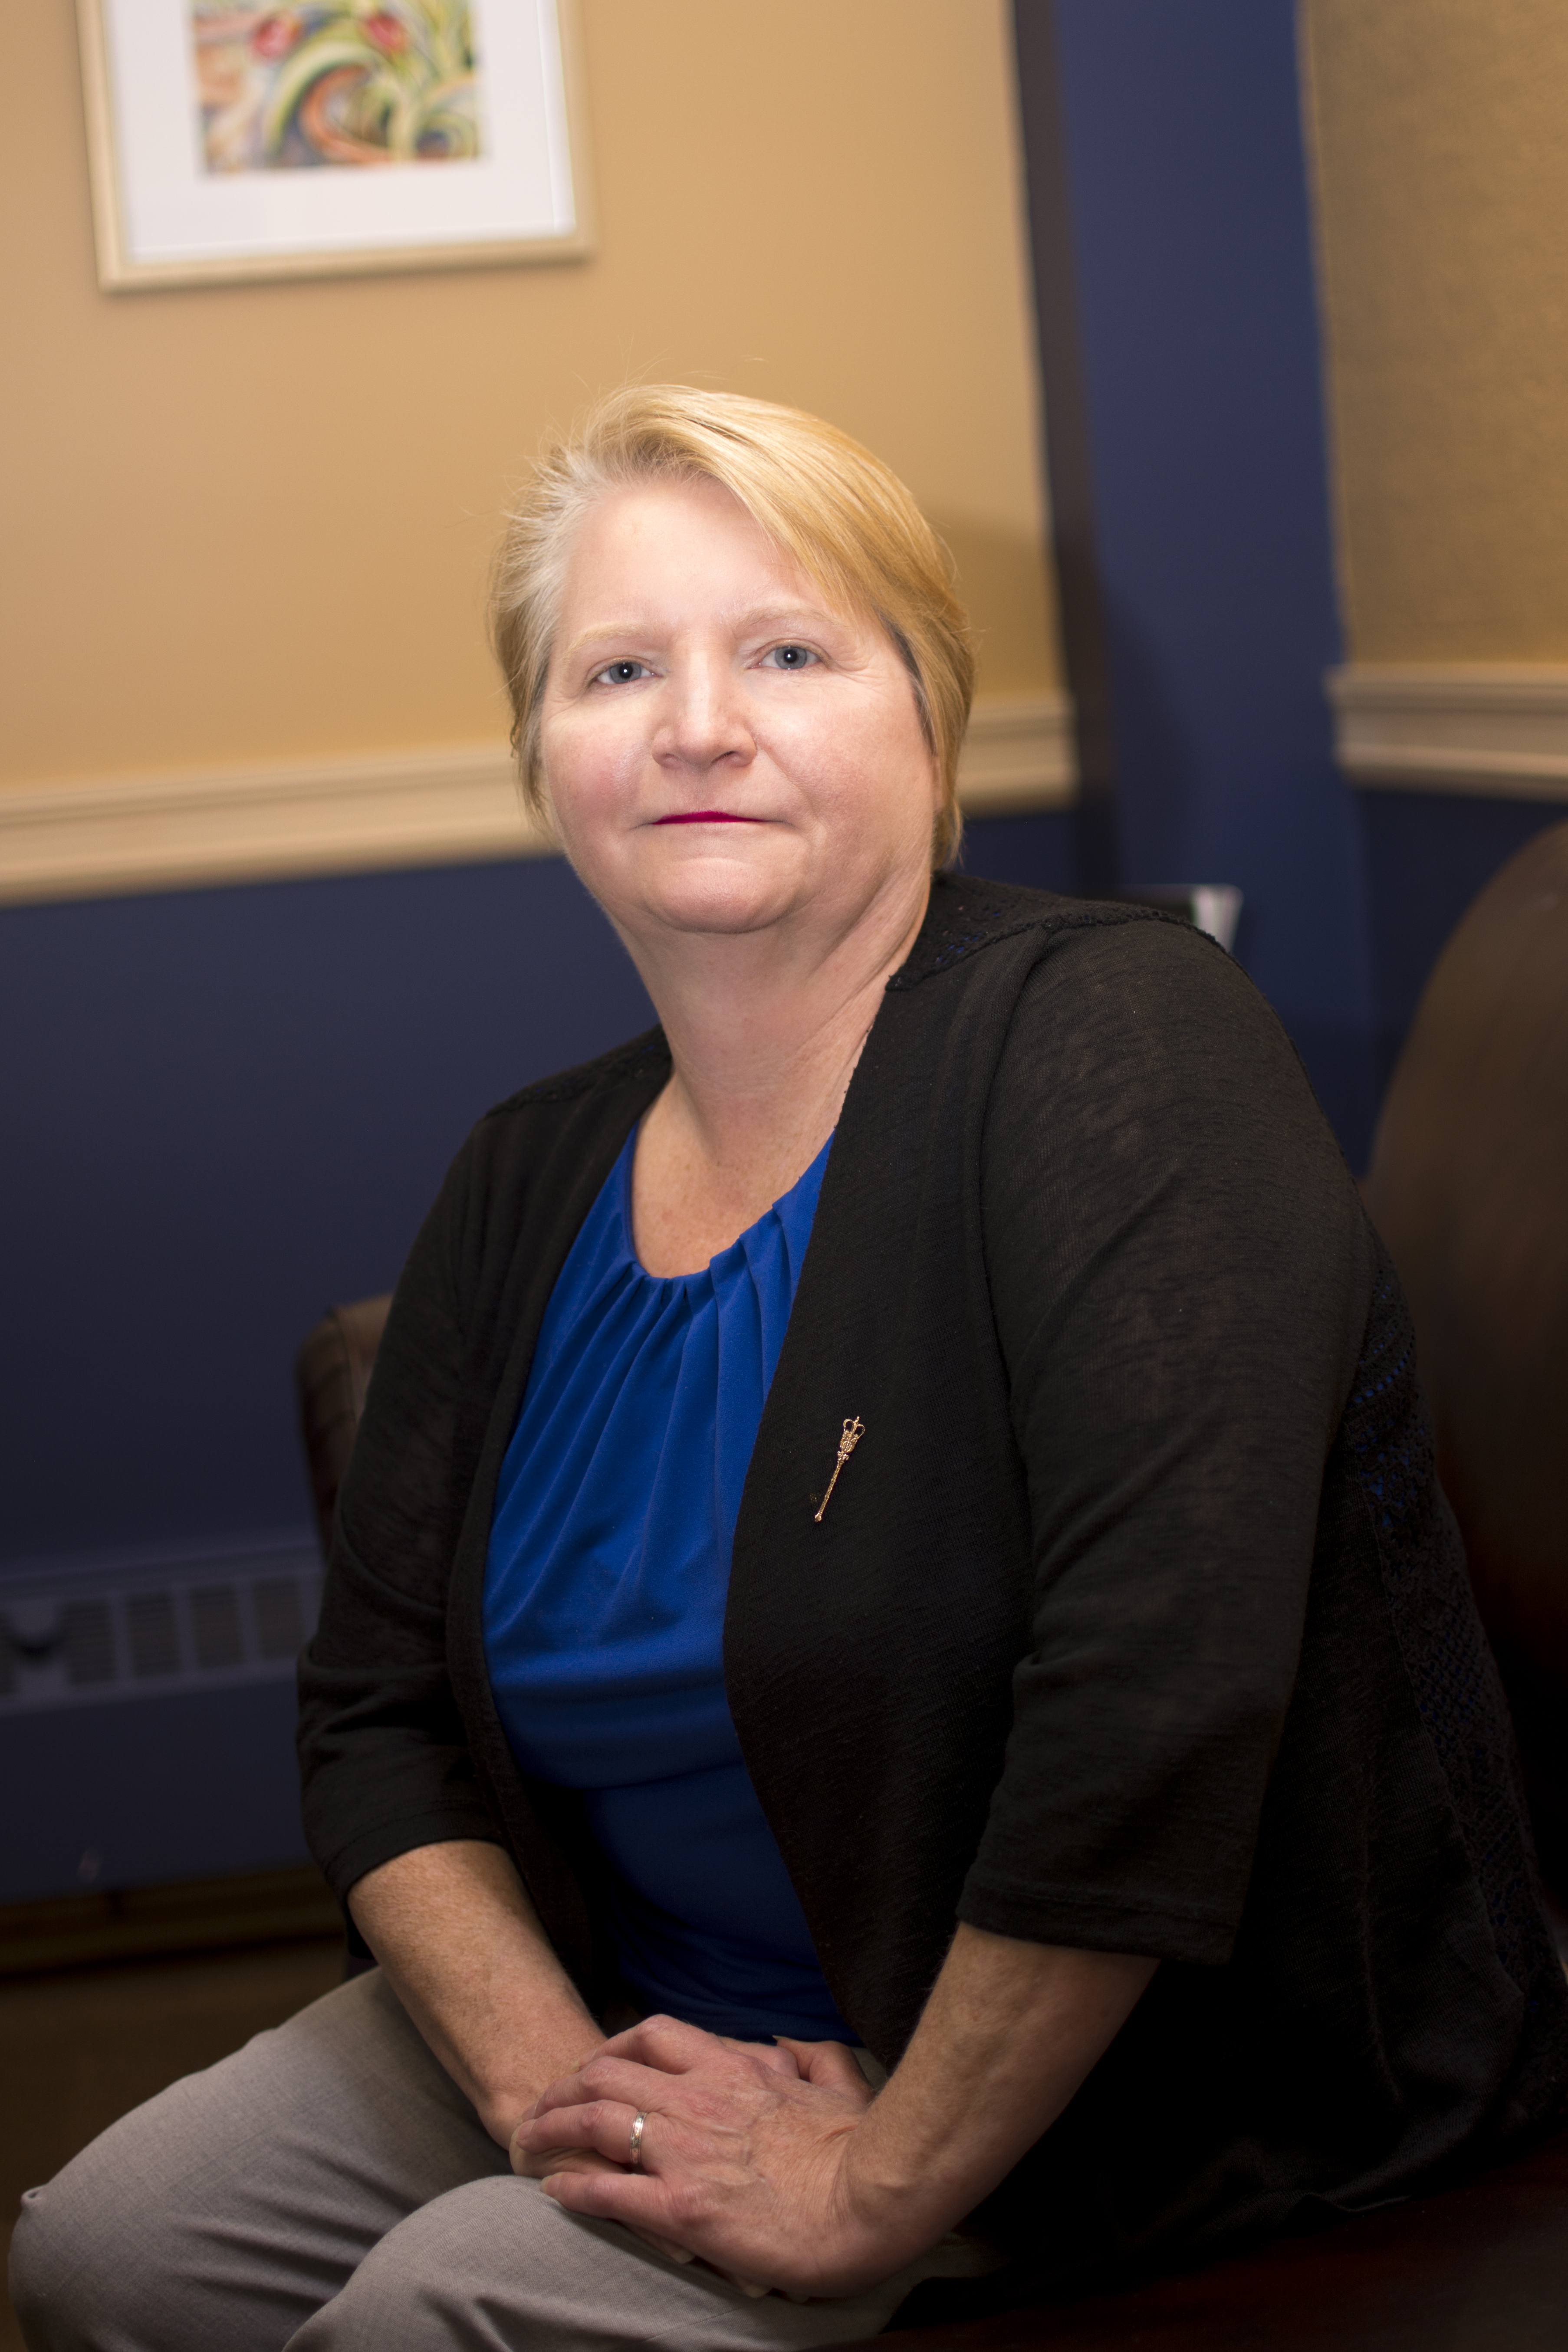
[[813, 1416, 865, 1522]]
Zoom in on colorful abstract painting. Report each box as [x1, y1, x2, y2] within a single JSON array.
[[188, 2, 482, 172]]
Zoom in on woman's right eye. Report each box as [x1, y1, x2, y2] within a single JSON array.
[[590, 659, 650, 687]]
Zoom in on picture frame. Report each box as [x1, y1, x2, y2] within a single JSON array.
[[75, 0, 593, 291]]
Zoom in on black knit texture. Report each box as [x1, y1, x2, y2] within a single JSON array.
[[298, 874, 1568, 2275]]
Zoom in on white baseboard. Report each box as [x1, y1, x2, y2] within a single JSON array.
[[1328, 664, 1568, 799], [0, 693, 1075, 907]]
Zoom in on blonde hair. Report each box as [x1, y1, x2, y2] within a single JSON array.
[[489, 385, 976, 866]]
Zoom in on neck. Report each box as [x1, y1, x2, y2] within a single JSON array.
[[623, 871, 932, 1186]]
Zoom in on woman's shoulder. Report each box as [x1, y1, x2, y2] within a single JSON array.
[[890, 871, 1179, 992], [989, 890, 1338, 1168], [907, 872, 1279, 1062], [970, 880, 1372, 1338]]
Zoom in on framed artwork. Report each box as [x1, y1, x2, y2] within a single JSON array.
[[76, 0, 592, 290]]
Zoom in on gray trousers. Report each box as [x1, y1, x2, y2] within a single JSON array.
[[9, 1969, 993, 2352]]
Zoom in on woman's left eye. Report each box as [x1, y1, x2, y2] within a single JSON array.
[[760, 643, 819, 670]]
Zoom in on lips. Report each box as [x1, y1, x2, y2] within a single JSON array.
[[654, 811, 762, 825]]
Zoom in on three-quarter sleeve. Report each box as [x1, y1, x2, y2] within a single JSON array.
[[297, 1140, 504, 1909], [960, 918, 1374, 1965]]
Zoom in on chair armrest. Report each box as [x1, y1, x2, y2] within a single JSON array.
[[294, 1295, 391, 1561]]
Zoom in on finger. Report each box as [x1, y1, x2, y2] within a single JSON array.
[[541, 2168, 679, 2233], [511, 2116, 631, 2178], [632, 2229, 696, 2266], [705, 2267, 770, 2298], [540, 2041, 769, 2120], [509, 2133, 694, 2265], [533, 2053, 687, 2120], [720, 2036, 802, 2078], [588, 2013, 719, 2076], [518, 2100, 650, 2172], [543, 2168, 766, 2294], [539, 2031, 788, 2122], [772, 2037, 873, 2094], [512, 2143, 619, 2183]]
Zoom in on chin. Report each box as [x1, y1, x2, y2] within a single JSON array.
[[628, 840, 809, 936], [644, 873, 794, 936]]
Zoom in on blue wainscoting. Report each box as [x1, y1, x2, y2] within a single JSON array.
[[2, 853, 651, 1898], [3, 857, 654, 1570], [0, 813, 1075, 1899]]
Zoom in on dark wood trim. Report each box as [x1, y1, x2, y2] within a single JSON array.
[[0, 1865, 341, 1979]]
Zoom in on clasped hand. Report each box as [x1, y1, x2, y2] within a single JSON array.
[[509, 2014, 918, 2299]]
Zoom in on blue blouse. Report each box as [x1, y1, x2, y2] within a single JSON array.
[[483, 1127, 851, 2041]]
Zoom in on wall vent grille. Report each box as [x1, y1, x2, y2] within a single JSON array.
[[0, 1544, 322, 1714]]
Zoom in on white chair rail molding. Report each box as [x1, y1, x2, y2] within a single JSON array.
[[1328, 665, 1568, 800], [0, 693, 1075, 907]]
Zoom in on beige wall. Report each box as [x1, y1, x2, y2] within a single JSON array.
[[0, 0, 1059, 793], [1302, 0, 1568, 663]]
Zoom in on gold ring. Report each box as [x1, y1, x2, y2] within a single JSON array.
[[628, 2110, 648, 2169]]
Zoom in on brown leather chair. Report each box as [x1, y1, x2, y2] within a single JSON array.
[[843, 2124, 1568, 2347], [1363, 819, 1568, 1903], [296, 1294, 391, 1560]]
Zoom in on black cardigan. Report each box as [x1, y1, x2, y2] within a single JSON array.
[[299, 876, 1567, 2282]]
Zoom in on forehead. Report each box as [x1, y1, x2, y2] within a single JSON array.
[[559, 476, 828, 618]]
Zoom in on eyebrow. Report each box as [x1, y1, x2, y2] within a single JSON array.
[[561, 602, 845, 662]]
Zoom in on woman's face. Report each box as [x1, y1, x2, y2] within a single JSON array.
[[537, 476, 940, 952]]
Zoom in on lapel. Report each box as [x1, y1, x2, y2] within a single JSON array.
[[445, 1033, 671, 1984]]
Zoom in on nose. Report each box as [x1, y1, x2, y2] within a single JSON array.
[[652, 653, 754, 778]]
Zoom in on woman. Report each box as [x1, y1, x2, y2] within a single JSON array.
[[13, 387, 1566, 2351]]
